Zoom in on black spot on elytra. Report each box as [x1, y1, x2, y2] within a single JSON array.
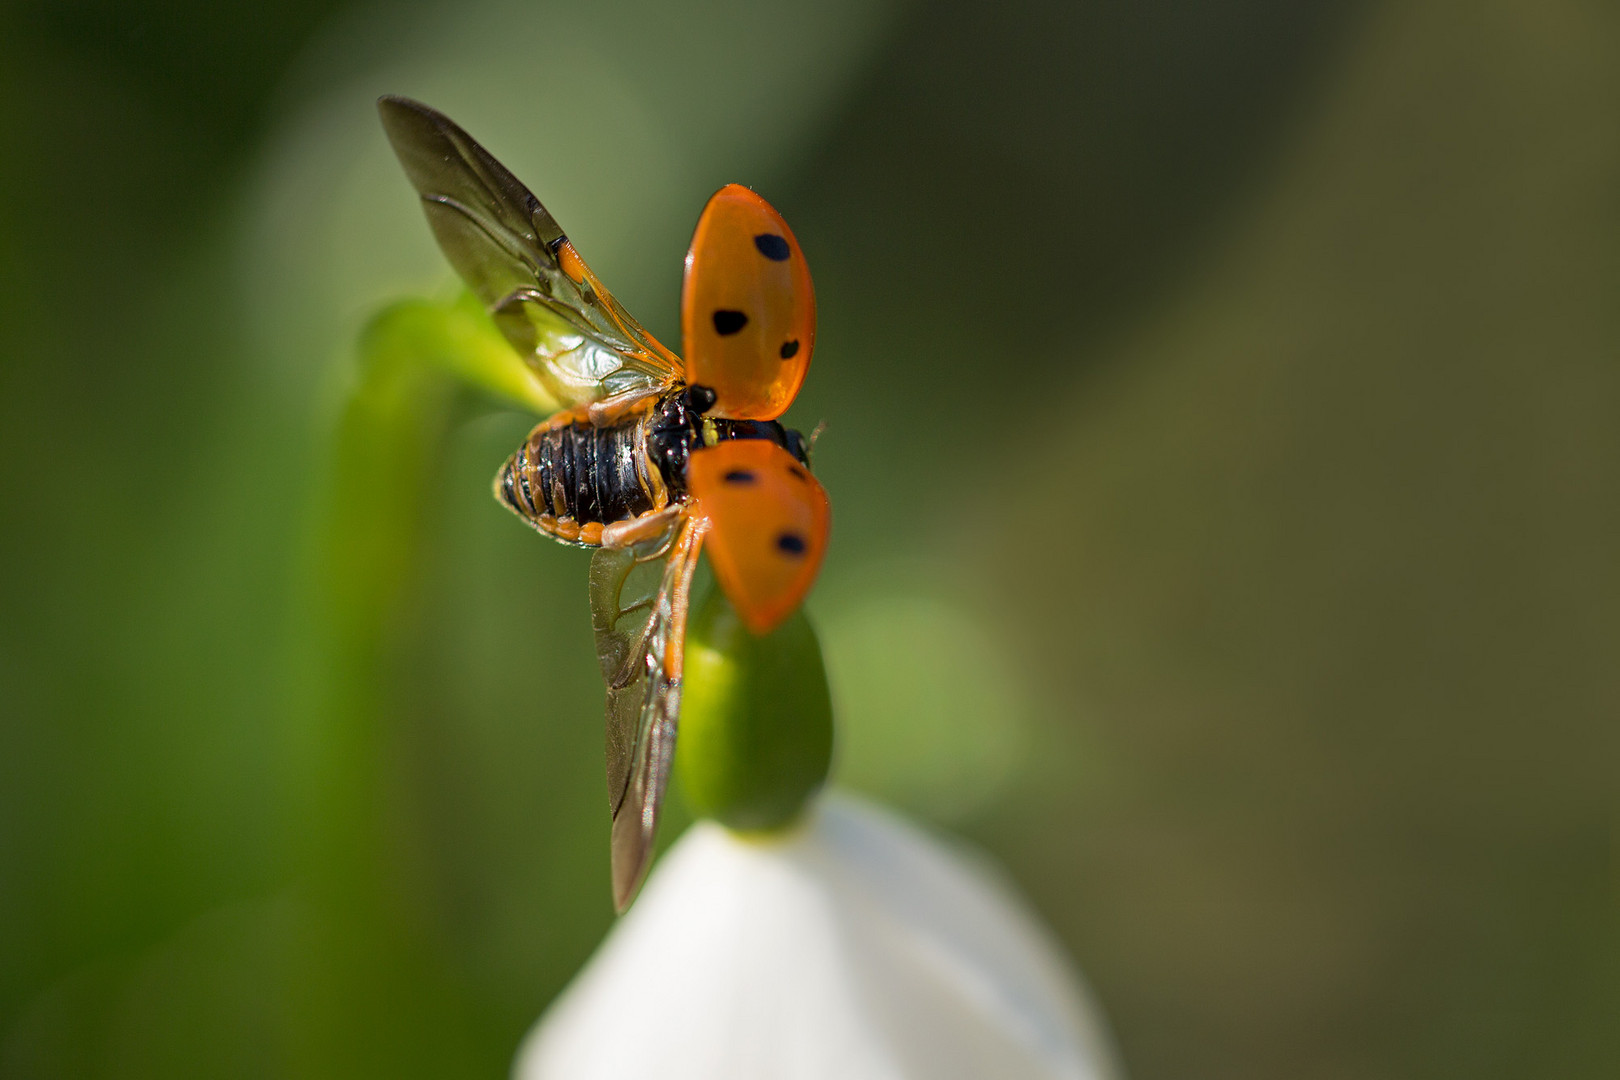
[[786, 465, 810, 482], [779, 339, 800, 360], [722, 469, 757, 485], [775, 531, 808, 556], [754, 234, 791, 261], [713, 310, 748, 336]]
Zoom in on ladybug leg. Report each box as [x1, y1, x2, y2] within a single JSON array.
[[601, 503, 686, 550], [587, 385, 667, 428]]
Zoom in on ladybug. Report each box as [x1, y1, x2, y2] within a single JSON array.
[[380, 96, 829, 908]]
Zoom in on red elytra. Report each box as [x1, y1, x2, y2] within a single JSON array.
[[682, 184, 815, 422], [688, 438, 830, 635]]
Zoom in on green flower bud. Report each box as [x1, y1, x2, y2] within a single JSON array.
[[676, 586, 833, 834]]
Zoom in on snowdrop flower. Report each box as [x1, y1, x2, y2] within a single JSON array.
[[516, 793, 1120, 1080]]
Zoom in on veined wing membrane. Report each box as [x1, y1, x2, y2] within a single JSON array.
[[588, 513, 707, 910], [378, 95, 680, 408]]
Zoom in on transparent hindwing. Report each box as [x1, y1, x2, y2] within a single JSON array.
[[379, 95, 681, 408], [587, 513, 707, 910]]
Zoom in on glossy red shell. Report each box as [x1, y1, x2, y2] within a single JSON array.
[[681, 185, 815, 421]]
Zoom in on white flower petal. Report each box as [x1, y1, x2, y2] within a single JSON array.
[[517, 794, 1119, 1080]]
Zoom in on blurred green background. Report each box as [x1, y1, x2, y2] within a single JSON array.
[[1, 0, 1615, 1077]]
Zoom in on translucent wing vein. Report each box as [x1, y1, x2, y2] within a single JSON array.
[[379, 96, 679, 408], [588, 514, 707, 909]]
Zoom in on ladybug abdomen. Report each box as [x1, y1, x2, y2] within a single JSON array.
[[497, 415, 664, 545]]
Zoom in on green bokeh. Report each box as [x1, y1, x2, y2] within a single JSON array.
[[2, 1, 1616, 1079]]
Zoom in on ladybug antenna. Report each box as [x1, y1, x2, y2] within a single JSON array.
[[806, 420, 827, 468]]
